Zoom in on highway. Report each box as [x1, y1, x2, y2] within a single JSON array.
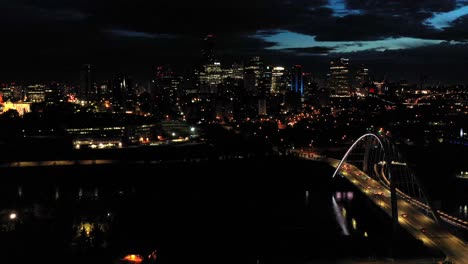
[[325, 158, 468, 263]]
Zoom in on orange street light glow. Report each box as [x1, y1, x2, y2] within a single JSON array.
[[122, 254, 144, 263]]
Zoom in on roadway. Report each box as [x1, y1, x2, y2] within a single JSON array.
[[325, 158, 468, 263]]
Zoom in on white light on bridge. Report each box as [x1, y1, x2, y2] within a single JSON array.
[[335, 191, 341, 201]]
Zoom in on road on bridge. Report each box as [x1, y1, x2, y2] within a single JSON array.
[[299, 153, 468, 264]]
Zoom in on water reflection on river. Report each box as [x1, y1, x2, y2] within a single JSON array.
[[0, 160, 440, 263]]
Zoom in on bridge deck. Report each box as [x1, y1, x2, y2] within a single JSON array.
[[325, 158, 468, 263]]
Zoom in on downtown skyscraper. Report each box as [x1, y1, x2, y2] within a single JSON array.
[[79, 64, 97, 102], [328, 58, 350, 97]]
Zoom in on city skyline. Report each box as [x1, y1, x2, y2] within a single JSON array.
[[0, 1, 467, 263], [1, 0, 468, 83]]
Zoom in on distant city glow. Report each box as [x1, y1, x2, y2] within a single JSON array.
[[254, 30, 461, 53]]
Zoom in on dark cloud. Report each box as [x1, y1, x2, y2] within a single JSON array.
[[7, 0, 324, 35], [289, 13, 436, 41], [0, 0, 467, 82], [283, 46, 335, 54], [433, 16, 468, 40], [344, 41, 468, 83], [347, 0, 457, 13], [1, 1, 86, 22]]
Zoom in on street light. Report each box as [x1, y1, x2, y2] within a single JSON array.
[[9, 212, 17, 220]]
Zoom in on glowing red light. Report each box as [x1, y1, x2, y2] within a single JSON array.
[[122, 254, 144, 263]]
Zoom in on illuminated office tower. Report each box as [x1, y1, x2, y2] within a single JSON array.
[[112, 74, 135, 113], [245, 56, 263, 82], [154, 66, 184, 117], [328, 57, 350, 96], [271, 66, 285, 93], [199, 35, 222, 94], [355, 66, 369, 96], [291, 65, 304, 96]]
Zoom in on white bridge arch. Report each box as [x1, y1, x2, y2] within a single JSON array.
[[331, 133, 467, 227], [327, 133, 468, 262]]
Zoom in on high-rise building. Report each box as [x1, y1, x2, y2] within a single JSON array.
[[302, 72, 318, 100], [291, 65, 304, 96], [1, 84, 13, 102], [243, 69, 257, 94], [258, 65, 272, 97], [26, 84, 47, 103], [79, 64, 97, 102], [244, 56, 264, 90], [153, 66, 184, 117], [202, 34, 216, 64], [45, 82, 64, 103], [199, 35, 222, 94], [112, 74, 134, 113], [328, 58, 350, 96], [271, 66, 285, 93], [199, 62, 222, 94], [354, 66, 369, 96], [222, 63, 244, 80]]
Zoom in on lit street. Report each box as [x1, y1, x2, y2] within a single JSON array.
[[326, 157, 468, 263]]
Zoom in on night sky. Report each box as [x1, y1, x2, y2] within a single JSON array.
[[2, 0, 468, 83]]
